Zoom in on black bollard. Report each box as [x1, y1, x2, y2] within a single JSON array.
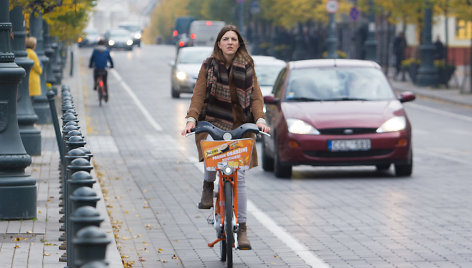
[[69, 207, 104, 267], [73, 226, 110, 268]]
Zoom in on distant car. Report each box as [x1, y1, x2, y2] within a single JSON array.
[[104, 29, 134, 51], [253, 56, 286, 96], [188, 20, 225, 46], [118, 22, 142, 47], [262, 59, 416, 178], [170, 46, 213, 98], [172, 16, 195, 44], [78, 28, 101, 47]]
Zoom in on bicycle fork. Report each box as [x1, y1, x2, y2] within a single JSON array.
[[207, 168, 239, 248]]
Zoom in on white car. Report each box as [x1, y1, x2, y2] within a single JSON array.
[[170, 46, 213, 98], [253, 56, 286, 96]]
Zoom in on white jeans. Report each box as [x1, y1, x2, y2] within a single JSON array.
[[203, 136, 247, 223]]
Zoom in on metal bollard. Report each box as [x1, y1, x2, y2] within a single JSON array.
[[73, 226, 110, 268], [68, 187, 100, 264], [62, 113, 78, 126], [67, 136, 87, 151], [70, 207, 105, 267], [70, 186, 100, 211]]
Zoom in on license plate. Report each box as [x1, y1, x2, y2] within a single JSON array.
[[328, 139, 371, 151]]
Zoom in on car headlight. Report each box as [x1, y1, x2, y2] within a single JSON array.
[[108, 40, 115, 46], [176, 71, 188, 81], [126, 40, 133, 46], [134, 33, 142, 39], [286, 119, 320, 135], [376, 116, 406, 133]]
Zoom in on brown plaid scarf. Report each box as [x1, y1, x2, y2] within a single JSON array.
[[198, 55, 255, 130]]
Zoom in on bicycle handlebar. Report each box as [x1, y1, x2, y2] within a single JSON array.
[[185, 121, 270, 140]]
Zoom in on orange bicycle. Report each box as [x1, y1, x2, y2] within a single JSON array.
[[187, 121, 269, 267]]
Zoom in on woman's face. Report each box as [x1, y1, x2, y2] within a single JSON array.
[[218, 30, 240, 58]]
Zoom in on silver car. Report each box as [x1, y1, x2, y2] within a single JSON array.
[[170, 46, 213, 98], [253, 55, 286, 96]]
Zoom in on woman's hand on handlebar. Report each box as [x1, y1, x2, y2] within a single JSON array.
[[181, 121, 195, 136], [256, 122, 270, 134]]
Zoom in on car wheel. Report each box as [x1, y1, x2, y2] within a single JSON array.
[[376, 163, 391, 171], [395, 150, 413, 177], [171, 85, 180, 98], [261, 136, 274, 171], [274, 144, 292, 178]]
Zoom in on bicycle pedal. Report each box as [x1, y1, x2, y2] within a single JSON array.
[[207, 218, 214, 225]]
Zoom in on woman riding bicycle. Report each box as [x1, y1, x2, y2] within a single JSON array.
[[181, 24, 270, 249], [89, 39, 114, 98]]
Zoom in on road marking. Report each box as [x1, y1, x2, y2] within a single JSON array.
[[409, 103, 472, 122], [110, 69, 162, 131], [191, 160, 329, 268], [111, 68, 329, 267]]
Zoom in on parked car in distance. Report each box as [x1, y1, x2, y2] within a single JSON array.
[[253, 56, 286, 96], [104, 29, 134, 51], [78, 28, 101, 47], [188, 20, 225, 46], [118, 22, 143, 47], [170, 46, 213, 98], [262, 59, 416, 178]]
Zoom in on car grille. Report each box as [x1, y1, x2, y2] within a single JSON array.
[[305, 149, 393, 158], [319, 128, 377, 135]]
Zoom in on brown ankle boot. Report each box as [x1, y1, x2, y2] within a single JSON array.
[[198, 181, 213, 209], [237, 223, 251, 250]]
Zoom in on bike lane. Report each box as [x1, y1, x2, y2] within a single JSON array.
[[76, 46, 315, 267]]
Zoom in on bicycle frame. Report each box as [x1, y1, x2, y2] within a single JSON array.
[[208, 162, 240, 249]]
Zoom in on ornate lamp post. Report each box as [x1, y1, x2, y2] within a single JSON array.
[[30, 11, 52, 124], [364, 0, 377, 61], [416, 0, 438, 86], [10, 6, 42, 156], [0, 0, 37, 219]]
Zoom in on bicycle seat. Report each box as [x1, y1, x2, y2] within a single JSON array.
[[194, 121, 260, 141]]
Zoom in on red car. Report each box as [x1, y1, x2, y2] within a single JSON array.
[[262, 59, 415, 178]]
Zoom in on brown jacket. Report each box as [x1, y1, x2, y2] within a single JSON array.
[[186, 63, 265, 168]]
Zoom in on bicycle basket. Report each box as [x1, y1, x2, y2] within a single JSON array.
[[200, 138, 254, 171]]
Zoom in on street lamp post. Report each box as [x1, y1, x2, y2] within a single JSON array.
[[326, 0, 338, 59], [10, 6, 42, 156], [416, 0, 438, 86], [0, 0, 37, 220], [30, 12, 52, 124], [364, 0, 377, 61]]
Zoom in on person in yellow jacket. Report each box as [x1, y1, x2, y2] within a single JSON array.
[[26, 36, 42, 96]]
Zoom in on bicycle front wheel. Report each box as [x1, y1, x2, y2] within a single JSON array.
[[224, 181, 233, 267]]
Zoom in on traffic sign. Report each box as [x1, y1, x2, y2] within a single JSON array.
[[326, 0, 339, 14], [349, 6, 360, 21]]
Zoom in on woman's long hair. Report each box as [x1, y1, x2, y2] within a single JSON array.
[[212, 25, 253, 67]]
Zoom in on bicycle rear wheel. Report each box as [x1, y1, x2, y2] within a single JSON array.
[[98, 84, 104, 106], [224, 181, 233, 267]]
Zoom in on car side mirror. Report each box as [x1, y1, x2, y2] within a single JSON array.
[[264, 95, 280, 105], [398, 91, 416, 103]]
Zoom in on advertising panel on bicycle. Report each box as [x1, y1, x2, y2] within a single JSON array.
[[201, 139, 254, 170]]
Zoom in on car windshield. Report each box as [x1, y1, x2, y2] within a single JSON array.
[[177, 49, 212, 64], [285, 67, 395, 101], [110, 31, 130, 38], [255, 64, 285, 86], [119, 25, 141, 32]]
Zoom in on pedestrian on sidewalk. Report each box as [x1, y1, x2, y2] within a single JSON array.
[[181, 24, 270, 250], [393, 32, 407, 80], [25, 36, 42, 97], [434, 35, 445, 60]]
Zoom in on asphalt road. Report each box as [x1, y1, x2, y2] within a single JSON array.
[[77, 44, 472, 268]]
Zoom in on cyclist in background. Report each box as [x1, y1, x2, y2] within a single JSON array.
[[89, 40, 114, 96]]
